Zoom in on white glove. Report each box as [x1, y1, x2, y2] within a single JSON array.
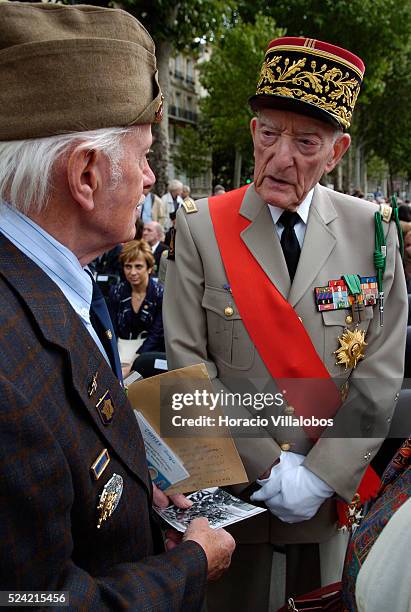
[[250, 452, 334, 523]]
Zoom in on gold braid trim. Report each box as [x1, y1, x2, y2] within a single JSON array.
[[256, 54, 361, 129]]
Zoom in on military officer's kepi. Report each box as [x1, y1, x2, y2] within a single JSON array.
[[249, 36, 365, 130], [96, 473, 123, 529], [96, 390, 114, 425]]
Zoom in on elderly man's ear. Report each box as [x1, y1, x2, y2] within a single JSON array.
[[325, 133, 351, 174], [66, 147, 106, 211]]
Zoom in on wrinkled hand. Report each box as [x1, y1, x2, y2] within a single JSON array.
[[152, 484, 193, 510], [251, 452, 334, 523], [183, 517, 236, 581]]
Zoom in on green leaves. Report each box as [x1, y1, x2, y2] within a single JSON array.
[[172, 126, 211, 181], [121, 0, 236, 50], [199, 14, 284, 156]]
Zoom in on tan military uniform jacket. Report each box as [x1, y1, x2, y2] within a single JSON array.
[[164, 184, 407, 543]]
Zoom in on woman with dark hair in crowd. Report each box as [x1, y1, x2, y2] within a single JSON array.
[[108, 240, 165, 375]]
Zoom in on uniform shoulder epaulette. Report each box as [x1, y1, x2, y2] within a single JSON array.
[[379, 203, 392, 223], [182, 199, 198, 214]]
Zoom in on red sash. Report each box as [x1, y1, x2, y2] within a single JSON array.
[[209, 186, 341, 433], [208, 186, 380, 514]]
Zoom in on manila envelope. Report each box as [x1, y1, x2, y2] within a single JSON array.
[[126, 363, 248, 494]]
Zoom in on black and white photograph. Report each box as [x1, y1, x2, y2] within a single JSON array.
[[155, 487, 266, 532]]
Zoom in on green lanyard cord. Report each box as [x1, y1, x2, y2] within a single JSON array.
[[343, 273, 362, 297], [391, 194, 404, 259], [374, 212, 386, 294]]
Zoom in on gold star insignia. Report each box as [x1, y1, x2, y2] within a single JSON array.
[[335, 328, 367, 370]]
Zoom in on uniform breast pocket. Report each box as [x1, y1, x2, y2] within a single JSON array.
[[321, 307, 374, 376], [202, 285, 255, 370]]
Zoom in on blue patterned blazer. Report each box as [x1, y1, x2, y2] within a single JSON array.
[[0, 234, 206, 610]]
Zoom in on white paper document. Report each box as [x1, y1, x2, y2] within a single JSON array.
[[134, 410, 189, 490], [154, 358, 168, 370], [155, 487, 266, 532]]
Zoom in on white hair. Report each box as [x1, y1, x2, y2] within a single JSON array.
[[152, 221, 165, 241], [168, 179, 183, 192], [0, 126, 136, 214]]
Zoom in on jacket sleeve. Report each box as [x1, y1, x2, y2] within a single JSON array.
[[0, 374, 207, 611]]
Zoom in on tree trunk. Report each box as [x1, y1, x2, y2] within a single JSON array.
[[233, 148, 242, 189], [151, 39, 172, 196]]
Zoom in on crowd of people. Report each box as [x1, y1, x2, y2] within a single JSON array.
[[0, 3, 410, 612]]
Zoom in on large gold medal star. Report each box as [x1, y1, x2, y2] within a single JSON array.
[[334, 328, 367, 370]]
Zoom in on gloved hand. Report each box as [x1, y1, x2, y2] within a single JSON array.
[[250, 452, 334, 523]]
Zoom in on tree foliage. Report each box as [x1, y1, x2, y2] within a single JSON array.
[[172, 126, 211, 181], [198, 13, 283, 184], [119, 0, 236, 194], [363, 45, 411, 180], [120, 0, 235, 50]]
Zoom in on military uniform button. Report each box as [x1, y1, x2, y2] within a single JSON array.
[[345, 315, 353, 325], [395, 392, 399, 400], [105, 329, 113, 340], [283, 405, 295, 416], [280, 443, 291, 452], [224, 306, 234, 317], [364, 451, 371, 461], [298, 316, 303, 323]]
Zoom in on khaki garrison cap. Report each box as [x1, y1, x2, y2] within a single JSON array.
[[0, 2, 163, 140]]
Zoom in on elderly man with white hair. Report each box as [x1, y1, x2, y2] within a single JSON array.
[[161, 178, 184, 230], [143, 220, 168, 276]]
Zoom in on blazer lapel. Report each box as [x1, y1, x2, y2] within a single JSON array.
[[0, 235, 151, 494], [240, 185, 291, 299], [288, 185, 338, 307]]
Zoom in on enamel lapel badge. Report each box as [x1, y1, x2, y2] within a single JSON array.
[[95, 390, 114, 425]]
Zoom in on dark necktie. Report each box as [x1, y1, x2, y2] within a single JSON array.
[[88, 277, 123, 382], [279, 210, 301, 282]]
